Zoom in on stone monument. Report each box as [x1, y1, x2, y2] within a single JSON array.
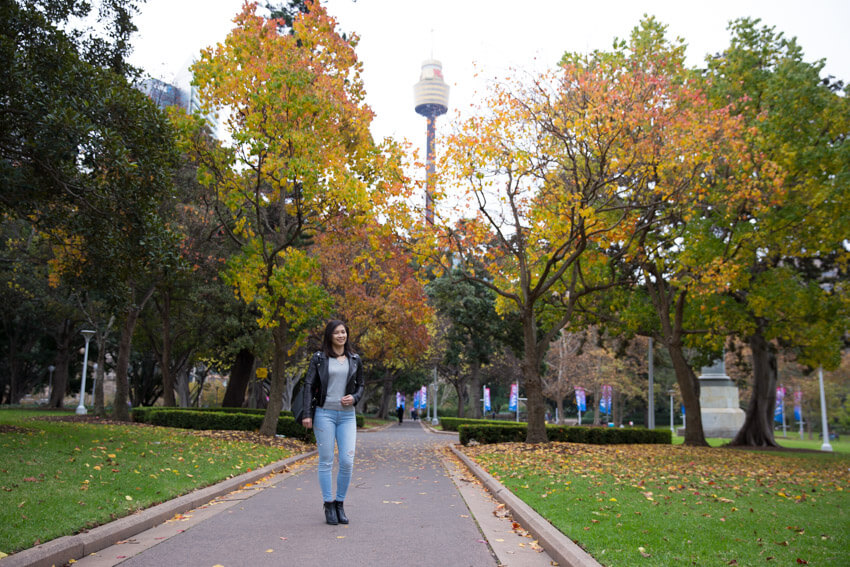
[[698, 354, 745, 438]]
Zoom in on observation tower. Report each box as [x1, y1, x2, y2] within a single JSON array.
[[413, 59, 449, 224]]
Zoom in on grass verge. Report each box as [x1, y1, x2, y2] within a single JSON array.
[[0, 409, 311, 555], [463, 442, 850, 566], [669, 433, 850, 454]]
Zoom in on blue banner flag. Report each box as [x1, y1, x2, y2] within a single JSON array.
[[575, 387, 586, 412], [509, 383, 518, 412]]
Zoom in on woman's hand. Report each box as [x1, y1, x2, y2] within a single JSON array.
[[302, 418, 313, 429], [341, 395, 355, 407]]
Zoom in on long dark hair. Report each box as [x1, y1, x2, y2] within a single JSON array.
[[321, 319, 353, 357]]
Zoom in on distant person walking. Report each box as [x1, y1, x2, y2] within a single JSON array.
[[301, 320, 365, 525], [396, 404, 404, 424]]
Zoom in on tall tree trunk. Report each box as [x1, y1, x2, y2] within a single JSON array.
[[613, 388, 620, 427], [158, 291, 176, 407], [7, 323, 20, 404], [730, 327, 779, 447], [48, 319, 73, 409], [667, 342, 708, 445], [556, 397, 564, 424], [175, 365, 191, 408], [593, 385, 602, 425], [469, 361, 482, 418], [113, 284, 156, 421], [113, 309, 140, 421], [453, 376, 466, 418], [93, 316, 114, 417], [260, 323, 287, 437], [222, 348, 255, 407], [283, 370, 298, 411], [168, 350, 193, 407], [645, 272, 707, 446], [523, 310, 547, 442], [379, 371, 393, 419]]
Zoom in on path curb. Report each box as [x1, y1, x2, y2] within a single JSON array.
[[0, 450, 316, 567], [450, 445, 602, 567]]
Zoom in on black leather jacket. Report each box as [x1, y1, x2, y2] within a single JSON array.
[[302, 351, 365, 416]]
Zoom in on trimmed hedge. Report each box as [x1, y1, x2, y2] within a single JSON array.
[[131, 407, 364, 440], [458, 422, 672, 446], [132, 406, 292, 423], [143, 409, 314, 441], [439, 417, 506, 432]]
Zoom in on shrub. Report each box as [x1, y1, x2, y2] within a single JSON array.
[[132, 406, 293, 424], [142, 409, 314, 441], [459, 422, 672, 446], [440, 417, 505, 432]]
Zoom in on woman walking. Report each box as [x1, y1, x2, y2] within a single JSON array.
[[301, 320, 364, 525]]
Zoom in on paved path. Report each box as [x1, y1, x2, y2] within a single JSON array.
[[67, 421, 560, 567]]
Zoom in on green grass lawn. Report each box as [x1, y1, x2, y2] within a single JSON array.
[[0, 409, 309, 555], [464, 441, 850, 566], [669, 432, 850, 454]]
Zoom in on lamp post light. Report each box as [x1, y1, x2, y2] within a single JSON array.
[[76, 330, 95, 415], [668, 389, 676, 436], [818, 366, 833, 452]]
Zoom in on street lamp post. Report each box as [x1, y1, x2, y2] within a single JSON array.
[[818, 366, 833, 452], [76, 330, 95, 415]]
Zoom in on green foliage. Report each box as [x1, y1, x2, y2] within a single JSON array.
[[1, 0, 179, 302], [705, 17, 850, 370], [426, 269, 508, 366]]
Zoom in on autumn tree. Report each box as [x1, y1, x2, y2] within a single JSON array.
[[703, 19, 850, 446], [426, 18, 741, 442], [187, 1, 406, 434], [314, 222, 431, 417]]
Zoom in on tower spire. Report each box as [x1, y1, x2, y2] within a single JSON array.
[[413, 59, 449, 225]]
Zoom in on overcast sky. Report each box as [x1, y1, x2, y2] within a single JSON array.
[[128, 0, 850, 158]]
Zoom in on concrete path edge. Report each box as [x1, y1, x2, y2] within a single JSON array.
[[0, 450, 317, 567], [450, 445, 602, 567]]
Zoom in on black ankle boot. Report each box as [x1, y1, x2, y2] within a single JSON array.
[[335, 500, 349, 524], [323, 501, 338, 525]]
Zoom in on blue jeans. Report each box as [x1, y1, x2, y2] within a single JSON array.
[[313, 406, 357, 502]]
